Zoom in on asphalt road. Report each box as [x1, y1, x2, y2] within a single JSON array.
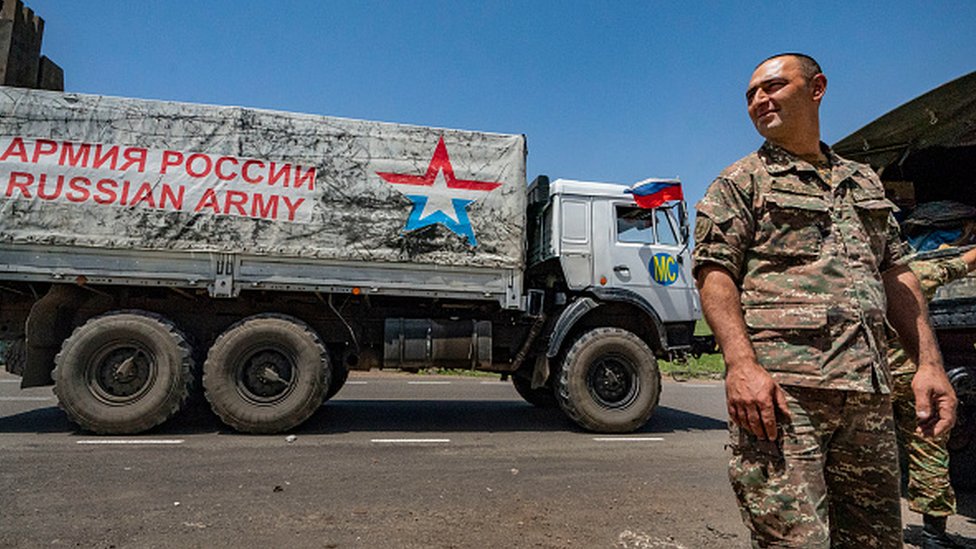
[[1, 370, 974, 548]]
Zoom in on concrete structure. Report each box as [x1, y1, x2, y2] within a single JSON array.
[[0, 0, 62, 90]]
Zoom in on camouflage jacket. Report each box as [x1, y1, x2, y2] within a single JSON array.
[[693, 141, 907, 393], [888, 256, 969, 376]]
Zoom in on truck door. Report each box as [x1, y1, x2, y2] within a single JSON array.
[[558, 198, 593, 289], [598, 201, 699, 321]]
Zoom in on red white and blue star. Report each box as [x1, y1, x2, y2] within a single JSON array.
[[378, 137, 501, 246]]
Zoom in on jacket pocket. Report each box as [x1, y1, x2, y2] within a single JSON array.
[[744, 305, 828, 375], [759, 192, 830, 259]]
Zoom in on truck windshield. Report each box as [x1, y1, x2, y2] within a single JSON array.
[[655, 208, 679, 245]]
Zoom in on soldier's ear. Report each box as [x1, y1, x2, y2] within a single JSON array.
[[810, 74, 827, 102]]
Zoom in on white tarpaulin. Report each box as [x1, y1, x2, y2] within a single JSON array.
[[0, 87, 527, 269]]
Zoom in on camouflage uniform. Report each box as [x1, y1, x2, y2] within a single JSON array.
[[694, 142, 908, 548], [889, 257, 968, 518]]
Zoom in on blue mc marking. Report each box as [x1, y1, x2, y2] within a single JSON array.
[[650, 253, 679, 286]]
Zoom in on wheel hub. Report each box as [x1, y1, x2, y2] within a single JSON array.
[[89, 346, 154, 404], [588, 357, 638, 408], [238, 349, 294, 402]]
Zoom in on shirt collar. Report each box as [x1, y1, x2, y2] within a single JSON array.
[[759, 141, 859, 183]]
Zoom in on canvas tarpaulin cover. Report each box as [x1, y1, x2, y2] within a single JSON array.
[[0, 87, 527, 270]]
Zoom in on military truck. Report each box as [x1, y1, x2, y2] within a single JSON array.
[[834, 70, 976, 489], [0, 86, 704, 435]]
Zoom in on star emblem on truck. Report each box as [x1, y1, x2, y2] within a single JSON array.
[[377, 137, 501, 246]]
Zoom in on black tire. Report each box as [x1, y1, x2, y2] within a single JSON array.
[[555, 327, 660, 433], [512, 372, 558, 408], [325, 364, 349, 401], [949, 439, 976, 492], [53, 311, 194, 434], [203, 314, 329, 433], [949, 404, 976, 491], [3, 338, 26, 376]]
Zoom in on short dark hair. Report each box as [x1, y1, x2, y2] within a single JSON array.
[[757, 53, 823, 80]]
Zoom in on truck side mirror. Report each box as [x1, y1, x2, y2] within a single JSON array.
[[678, 203, 690, 243]]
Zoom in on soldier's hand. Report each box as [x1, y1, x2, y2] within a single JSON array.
[[725, 361, 791, 440], [912, 364, 957, 438]]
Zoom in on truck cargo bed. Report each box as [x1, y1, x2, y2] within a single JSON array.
[[0, 243, 521, 306]]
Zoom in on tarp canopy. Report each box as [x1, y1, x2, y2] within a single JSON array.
[[834, 70, 976, 170], [0, 87, 527, 269]]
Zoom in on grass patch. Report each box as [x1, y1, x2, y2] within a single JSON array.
[[657, 318, 726, 380], [659, 353, 725, 380], [694, 318, 713, 336], [419, 367, 500, 378]]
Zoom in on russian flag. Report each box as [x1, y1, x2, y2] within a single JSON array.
[[625, 179, 683, 209]]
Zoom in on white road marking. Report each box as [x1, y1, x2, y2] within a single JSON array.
[[479, 381, 509, 385], [406, 381, 452, 385], [345, 381, 368, 385], [76, 439, 185, 445], [0, 396, 53, 401], [1, 379, 22, 383], [592, 437, 664, 442], [370, 438, 450, 444]]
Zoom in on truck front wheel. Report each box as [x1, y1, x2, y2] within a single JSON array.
[[556, 327, 660, 433], [203, 314, 329, 433], [53, 311, 194, 434], [325, 364, 349, 401], [512, 372, 558, 408]]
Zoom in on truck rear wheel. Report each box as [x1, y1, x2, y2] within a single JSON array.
[[53, 311, 194, 434], [203, 314, 329, 433], [3, 338, 26, 376], [556, 327, 660, 433]]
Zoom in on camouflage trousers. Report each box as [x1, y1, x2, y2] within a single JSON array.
[[728, 386, 902, 548], [892, 371, 956, 516]]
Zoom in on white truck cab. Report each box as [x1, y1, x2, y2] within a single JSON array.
[[543, 178, 699, 324], [517, 176, 707, 432]]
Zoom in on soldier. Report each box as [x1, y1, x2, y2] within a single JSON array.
[[894, 247, 976, 549], [693, 53, 957, 547]]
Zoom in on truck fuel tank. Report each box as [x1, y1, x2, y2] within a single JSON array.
[[383, 318, 492, 370]]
